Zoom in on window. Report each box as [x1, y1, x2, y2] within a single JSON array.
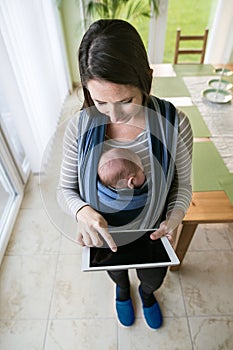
[[0, 127, 25, 264]]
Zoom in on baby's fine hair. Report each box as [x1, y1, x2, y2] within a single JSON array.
[[98, 148, 142, 187]]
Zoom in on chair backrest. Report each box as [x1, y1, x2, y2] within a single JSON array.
[[174, 28, 209, 64]]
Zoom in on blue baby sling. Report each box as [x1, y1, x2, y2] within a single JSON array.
[[77, 96, 179, 230]]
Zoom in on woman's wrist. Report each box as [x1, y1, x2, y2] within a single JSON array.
[[165, 208, 184, 233], [75, 204, 90, 221]]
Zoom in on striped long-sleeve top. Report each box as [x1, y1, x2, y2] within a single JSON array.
[[57, 97, 193, 225]]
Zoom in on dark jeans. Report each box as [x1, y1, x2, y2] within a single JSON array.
[[107, 267, 168, 295]]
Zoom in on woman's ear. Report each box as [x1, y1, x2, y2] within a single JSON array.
[[127, 177, 135, 189]]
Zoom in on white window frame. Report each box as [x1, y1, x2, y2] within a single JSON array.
[[0, 129, 24, 264]]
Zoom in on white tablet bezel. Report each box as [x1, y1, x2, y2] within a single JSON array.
[[81, 230, 180, 272]]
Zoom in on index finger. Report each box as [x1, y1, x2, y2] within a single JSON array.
[[98, 227, 117, 252]]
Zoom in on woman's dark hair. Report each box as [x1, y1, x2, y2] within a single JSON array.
[[78, 19, 152, 108]]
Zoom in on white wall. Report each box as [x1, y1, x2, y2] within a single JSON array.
[[60, 0, 85, 84], [148, 0, 169, 64], [205, 0, 233, 64]]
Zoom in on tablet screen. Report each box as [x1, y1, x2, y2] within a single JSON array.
[[90, 235, 170, 267], [81, 229, 179, 271]]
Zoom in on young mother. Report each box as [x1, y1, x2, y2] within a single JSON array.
[[57, 19, 193, 329]]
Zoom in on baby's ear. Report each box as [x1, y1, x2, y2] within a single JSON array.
[[127, 177, 135, 189]]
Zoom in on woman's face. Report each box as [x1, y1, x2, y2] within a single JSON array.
[[87, 79, 144, 123]]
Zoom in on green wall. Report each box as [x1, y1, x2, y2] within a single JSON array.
[[60, 0, 84, 84]]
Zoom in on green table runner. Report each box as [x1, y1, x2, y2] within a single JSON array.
[[151, 77, 190, 97], [178, 106, 211, 138], [219, 175, 233, 205], [173, 64, 214, 77], [192, 141, 230, 193], [222, 75, 233, 84]]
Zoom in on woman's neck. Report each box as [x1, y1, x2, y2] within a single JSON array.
[[106, 113, 146, 141]]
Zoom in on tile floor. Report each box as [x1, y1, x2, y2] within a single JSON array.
[[1, 93, 233, 350]]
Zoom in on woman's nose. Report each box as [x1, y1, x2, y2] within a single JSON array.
[[108, 104, 121, 123]]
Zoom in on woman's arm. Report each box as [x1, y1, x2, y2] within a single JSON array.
[[57, 115, 117, 251], [57, 115, 88, 217], [150, 110, 193, 245], [166, 110, 193, 215]]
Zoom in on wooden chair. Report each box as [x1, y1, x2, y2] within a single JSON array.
[[174, 28, 209, 64]]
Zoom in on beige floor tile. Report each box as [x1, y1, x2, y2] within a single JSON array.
[[59, 92, 82, 124], [0, 320, 47, 350], [40, 175, 79, 242], [118, 317, 192, 350], [45, 319, 117, 350], [21, 174, 43, 209], [180, 251, 233, 316], [189, 317, 233, 350], [128, 269, 186, 318], [23, 171, 62, 226], [22, 171, 60, 219], [6, 208, 61, 255], [60, 212, 80, 244], [227, 223, 233, 249], [40, 149, 62, 178], [40, 170, 73, 240], [189, 223, 233, 251], [50, 254, 115, 319], [157, 271, 186, 317], [59, 235, 82, 255], [39, 172, 62, 215], [0, 255, 57, 320]]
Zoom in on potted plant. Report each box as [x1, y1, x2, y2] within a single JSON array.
[[86, 0, 160, 21]]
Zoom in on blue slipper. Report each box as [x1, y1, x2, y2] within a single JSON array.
[[139, 286, 163, 329], [116, 286, 135, 326]]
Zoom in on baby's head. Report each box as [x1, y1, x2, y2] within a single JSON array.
[[98, 148, 146, 189]]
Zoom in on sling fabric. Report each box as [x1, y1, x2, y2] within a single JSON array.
[[77, 96, 179, 230]]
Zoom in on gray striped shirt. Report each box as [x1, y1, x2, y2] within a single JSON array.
[[57, 108, 193, 221]]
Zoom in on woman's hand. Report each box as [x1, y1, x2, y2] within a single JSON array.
[[150, 221, 178, 248], [150, 209, 184, 248], [76, 206, 117, 252]]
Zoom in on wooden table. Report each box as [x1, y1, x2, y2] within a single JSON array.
[[151, 63, 233, 271], [171, 190, 233, 271]]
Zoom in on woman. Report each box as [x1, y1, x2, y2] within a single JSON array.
[[57, 19, 193, 329]]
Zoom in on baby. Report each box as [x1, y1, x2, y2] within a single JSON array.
[[98, 148, 146, 189]]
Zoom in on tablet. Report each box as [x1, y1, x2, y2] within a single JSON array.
[[81, 229, 180, 271]]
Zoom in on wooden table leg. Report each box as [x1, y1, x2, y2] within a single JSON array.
[[170, 223, 198, 271]]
